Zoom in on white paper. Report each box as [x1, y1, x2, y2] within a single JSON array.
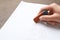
[[0, 1, 60, 40]]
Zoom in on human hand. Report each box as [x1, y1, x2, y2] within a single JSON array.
[[39, 3, 60, 25]]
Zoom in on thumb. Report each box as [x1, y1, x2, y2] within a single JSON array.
[[39, 15, 56, 21]]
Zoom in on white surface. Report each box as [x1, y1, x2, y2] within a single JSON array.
[[0, 1, 60, 40]]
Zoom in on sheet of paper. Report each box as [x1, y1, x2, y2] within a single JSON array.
[[0, 1, 60, 40]]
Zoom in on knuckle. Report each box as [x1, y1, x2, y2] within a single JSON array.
[[51, 3, 57, 6]]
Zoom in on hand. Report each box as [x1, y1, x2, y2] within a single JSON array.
[[39, 3, 60, 25]]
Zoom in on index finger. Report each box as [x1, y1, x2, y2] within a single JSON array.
[[38, 6, 53, 15]]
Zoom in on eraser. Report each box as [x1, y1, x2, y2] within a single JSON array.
[[33, 10, 51, 23]]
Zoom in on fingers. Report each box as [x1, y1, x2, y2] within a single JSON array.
[[39, 12, 60, 22], [47, 21, 58, 25], [38, 5, 53, 15]]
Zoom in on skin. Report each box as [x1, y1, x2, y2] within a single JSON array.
[[39, 3, 60, 25]]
